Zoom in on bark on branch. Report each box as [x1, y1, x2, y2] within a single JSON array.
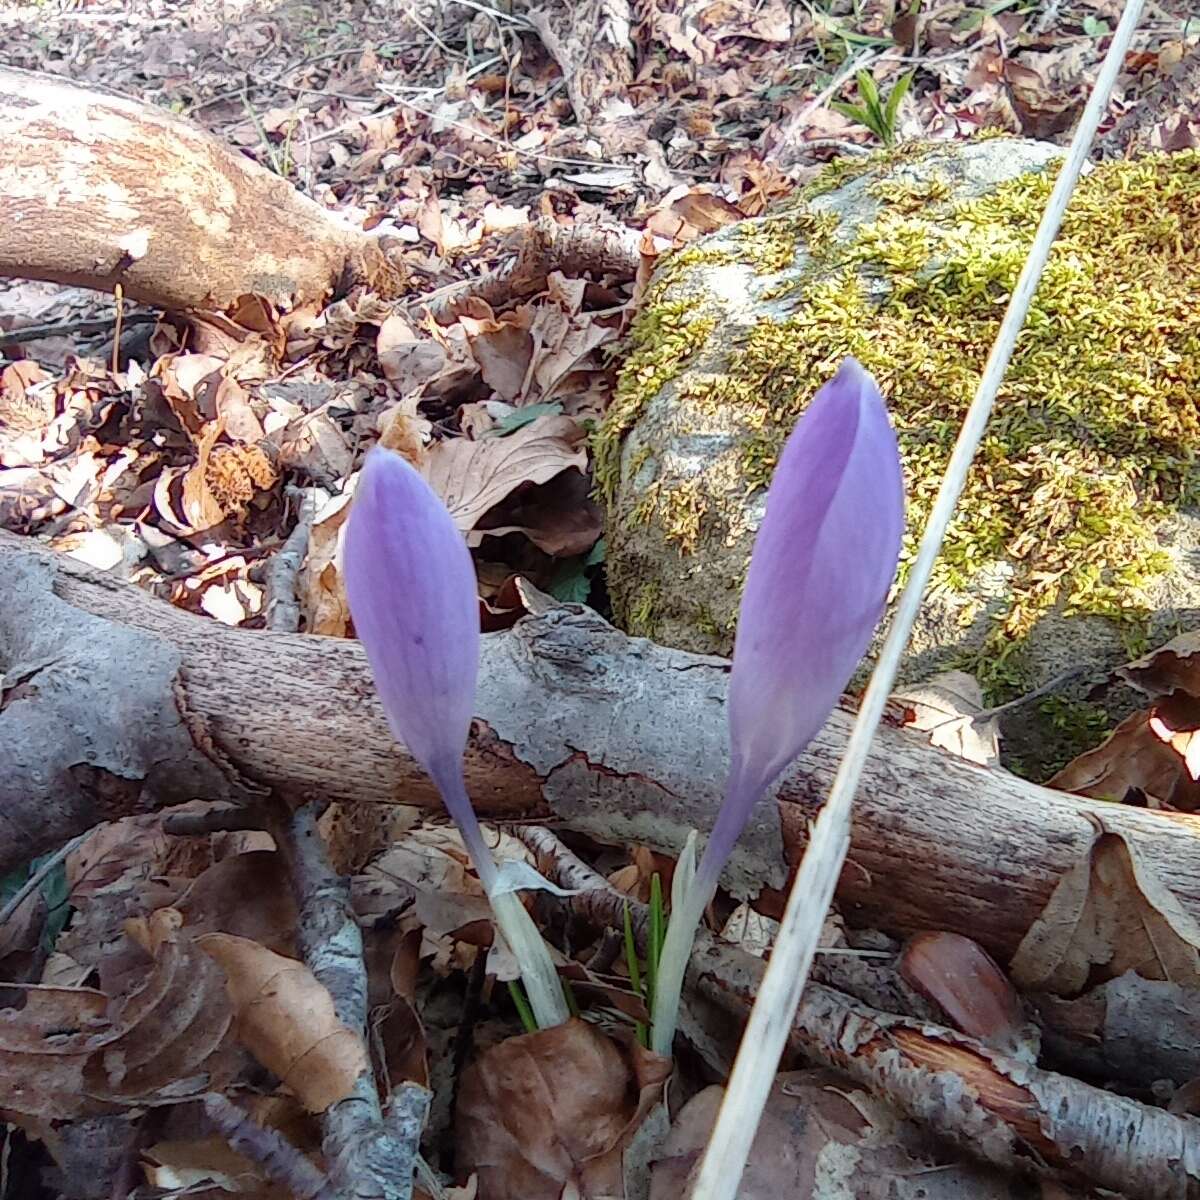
[[0, 67, 405, 311], [4, 529, 1200, 967]]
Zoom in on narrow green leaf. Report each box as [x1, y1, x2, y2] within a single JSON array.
[[623, 901, 643, 1000], [491, 401, 564, 437], [508, 979, 539, 1033], [883, 71, 914, 131], [856, 69, 880, 109], [830, 101, 872, 126]]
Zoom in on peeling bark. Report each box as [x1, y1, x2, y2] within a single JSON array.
[[0, 68, 404, 312], [5, 530, 1200, 971]]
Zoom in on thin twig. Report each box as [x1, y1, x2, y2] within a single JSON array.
[[283, 801, 428, 1200], [693, 4, 1150, 1198], [0, 313, 156, 351], [264, 488, 320, 633], [203, 1094, 329, 1199], [0, 833, 89, 929]]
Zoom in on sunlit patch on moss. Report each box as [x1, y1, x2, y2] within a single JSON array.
[[606, 144, 1200, 664]]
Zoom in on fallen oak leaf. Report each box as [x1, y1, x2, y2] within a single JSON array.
[[1049, 705, 1200, 811], [198, 932, 367, 1114], [421, 413, 587, 534], [1010, 821, 1200, 996], [456, 1018, 670, 1200], [0, 907, 235, 1124]]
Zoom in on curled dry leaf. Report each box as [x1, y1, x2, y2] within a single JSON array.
[[0, 907, 235, 1124], [1049, 707, 1200, 809], [198, 932, 367, 1114], [651, 1070, 1026, 1200], [893, 669, 999, 766], [358, 824, 547, 983], [295, 489, 352, 636], [456, 1018, 670, 1200], [421, 413, 587, 534], [899, 932, 1033, 1060], [1010, 824, 1200, 996]]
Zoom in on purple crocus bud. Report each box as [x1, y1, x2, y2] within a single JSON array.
[[699, 356, 905, 886], [342, 447, 495, 889], [651, 358, 904, 1055]]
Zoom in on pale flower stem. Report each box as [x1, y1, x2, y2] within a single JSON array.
[[489, 890, 572, 1029], [649, 880, 710, 1056], [688, 3, 1148, 1197], [439, 773, 570, 1028]]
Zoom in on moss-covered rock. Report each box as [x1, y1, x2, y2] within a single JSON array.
[[599, 137, 1200, 775]]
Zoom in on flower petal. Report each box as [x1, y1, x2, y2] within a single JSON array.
[[343, 447, 481, 790], [704, 358, 905, 878]]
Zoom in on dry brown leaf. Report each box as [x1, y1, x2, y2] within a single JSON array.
[[1004, 44, 1090, 137], [176, 851, 298, 958], [153, 352, 220, 434], [377, 312, 449, 393], [153, 421, 226, 534], [0, 907, 235, 1124], [470, 468, 602, 557], [1010, 825, 1200, 996], [1049, 708, 1200, 810], [143, 1136, 289, 1196], [296, 489, 352, 636], [199, 932, 367, 1113], [421, 413, 587, 534], [456, 1019, 670, 1200], [893, 670, 999, 766], [1118, 631, 1200, 700], [460, 308, 535, 403], [651, 1070, 1020, 1199], [275, 409, 354, 484], [899, 932, 1032, 1059], [645, 186, 745, 243]]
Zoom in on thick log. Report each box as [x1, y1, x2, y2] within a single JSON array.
[[4, 529, 1200, 962], [0, 68, 404, 311]]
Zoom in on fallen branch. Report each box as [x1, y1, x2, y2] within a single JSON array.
[[521, 826, 1200, 1200], [1, 67, 405, 312], [283, 802, 427, 1200], [419, 216, 645, 324], [263, 488, 320, 633], [6, 530, 1200, 967], [0, 312, 157, 351]]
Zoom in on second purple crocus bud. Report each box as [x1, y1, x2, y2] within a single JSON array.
[[650, 357, 905, 1055], [343, 447, 570, 1028]]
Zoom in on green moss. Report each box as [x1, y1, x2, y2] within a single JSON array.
[[1018, 696, 1113, 780], [593, 294, 716, 505], [609, 146, 1200, 664], [628, 581, 662, 638], [798, 139, 938, 198], [730, 222, 797, 274], [868, 172, 953, 213]]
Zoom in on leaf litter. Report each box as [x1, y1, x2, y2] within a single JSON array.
[[3, 0, 1200, 1195]]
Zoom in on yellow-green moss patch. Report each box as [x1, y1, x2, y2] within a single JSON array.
[[604, 144, 1200, 672]]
